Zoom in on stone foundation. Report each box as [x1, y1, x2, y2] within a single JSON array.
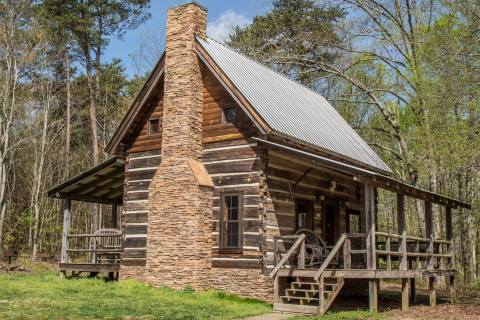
[[208, 267, 274, 301]]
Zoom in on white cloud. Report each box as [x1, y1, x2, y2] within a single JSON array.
[[207, 10, 250, 43]]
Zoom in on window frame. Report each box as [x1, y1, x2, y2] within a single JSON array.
[[221, 106, 238, 125], [148, 117, 161, 136], [219, 192, 244, 253]]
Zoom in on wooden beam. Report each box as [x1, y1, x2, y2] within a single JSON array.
[[397, 194, 405, 234], [293, 168, 312, 187], [369, 279, 378, 312], [425, 201, 433, 239], [410, 278, 416, 303], [429, 277, 436, 306], [60, 198, 71, 264], [365, 183, 376, 270], [446, 206, 453, 241], [449, 275, 456, 304], [401, 278, 409, 311]]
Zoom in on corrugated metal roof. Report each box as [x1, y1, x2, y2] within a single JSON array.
[[197, 36, 392, 174]]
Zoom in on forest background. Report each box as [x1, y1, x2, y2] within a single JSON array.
[[0, 0, 478, 286]]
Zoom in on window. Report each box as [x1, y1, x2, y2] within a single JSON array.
[[220, 193, 243, 251], [347, 209, 361, 233], [148, 118, 161, 136], [222, 107, 237, 124], [295, 199, 314, 231]]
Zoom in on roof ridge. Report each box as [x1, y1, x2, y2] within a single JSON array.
[[201, 36, 325, 102]]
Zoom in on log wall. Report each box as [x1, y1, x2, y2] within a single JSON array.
[[121, 150, 160, 268], [262, 150, 366, 271]]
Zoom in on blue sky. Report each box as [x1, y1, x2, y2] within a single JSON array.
[[104, 0, 271, 78]]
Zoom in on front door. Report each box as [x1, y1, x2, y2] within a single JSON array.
[[323, 201, 339, 245], [295, 199, 314, 231]]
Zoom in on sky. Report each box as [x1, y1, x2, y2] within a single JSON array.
[[104, 0, 272, 78]]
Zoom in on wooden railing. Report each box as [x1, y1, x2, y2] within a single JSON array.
[[269, 234, 305, 278], [64, 233, 122, 264], [375, 231, 453, 270], [314, 233, 366, 280]]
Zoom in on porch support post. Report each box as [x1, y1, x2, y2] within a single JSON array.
[[410, 278, 416, 303], [401, 278, 409, 311], [429, 277, 436, 307], [446, 206, 456, 303], [60, 197, 71, 264], [425, 201, 434, 270], [449, 275, 456, 304], [365, 183, 377, 312], [397, 194, 407, 270], [112, 199, 118, 229]]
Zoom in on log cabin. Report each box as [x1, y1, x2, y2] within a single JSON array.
[[48, 2, 471, 315]]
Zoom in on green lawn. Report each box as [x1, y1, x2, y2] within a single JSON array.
[[0, 269, 383, 320], [0, 271, 271, 319]]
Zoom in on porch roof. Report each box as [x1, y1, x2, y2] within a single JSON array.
[[254, 138, 471, 209], [47, 157, 125, 204]]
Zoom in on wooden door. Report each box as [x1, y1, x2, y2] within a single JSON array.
[[295, 199, 314, 231], [323, 201, 339, 245]]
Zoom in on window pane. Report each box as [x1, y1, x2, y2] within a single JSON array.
[[230, 195, 238, 208], [149, 118, 161, 135], [227, 222, 239, 247], [221, 194, 241, 249], [223, 107, 237, 123], [229, 207, 238, 221]]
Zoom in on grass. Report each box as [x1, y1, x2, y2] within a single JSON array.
[[0, 271, 272, 320]]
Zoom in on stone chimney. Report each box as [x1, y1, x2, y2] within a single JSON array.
[[145, 2, 213, 289]]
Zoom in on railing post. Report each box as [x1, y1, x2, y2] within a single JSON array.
[[400, 233, 407, 270], [273, 237, 278, 267], [60, 197, 71, 264], [298, 237, 305, 269], [318, 275, 325, 314], [343, 237, 351, 270], [386, 235, 391, 270], [425, 201, 434, 270]]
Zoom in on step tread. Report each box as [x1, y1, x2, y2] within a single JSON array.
[[281, 295, 319, 302], [286, 288, 332, 293], [273, 303, 318, 314]]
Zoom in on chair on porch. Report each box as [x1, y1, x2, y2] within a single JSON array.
[[91, 228, 122, 264], [295, 229, 330, 267]]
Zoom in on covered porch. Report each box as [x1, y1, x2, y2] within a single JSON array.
[[255, 138, 470, 315], [48, 157, 125, 277]]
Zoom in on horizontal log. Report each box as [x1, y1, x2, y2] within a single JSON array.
[[125, 224, 148, 234], [123, 212, 148, 223], [121, 258, 146, 267], [123, 237, 147, 248]]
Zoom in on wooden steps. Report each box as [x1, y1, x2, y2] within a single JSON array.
[[274, 276, 345, 314]]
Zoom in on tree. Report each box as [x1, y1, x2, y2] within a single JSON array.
[[40, 0, 150, 232]]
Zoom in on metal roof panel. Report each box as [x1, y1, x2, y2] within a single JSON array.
[[197, 37, 392, 174]]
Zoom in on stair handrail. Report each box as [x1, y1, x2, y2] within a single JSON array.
[[314, 233, 347, 280], [269, 234, 305, 278]]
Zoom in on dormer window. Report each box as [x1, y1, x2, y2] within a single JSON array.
[[148, 118, 161, 136], [222, 107, 237, 124]]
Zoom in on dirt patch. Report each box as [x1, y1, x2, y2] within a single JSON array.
[[0, 263, 30, 273], [385, 287, 480, 320], [327, 282, 480, 319]]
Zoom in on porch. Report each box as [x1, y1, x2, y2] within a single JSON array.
[[48, 157, 125, 276], [255, 138, 469, 315]]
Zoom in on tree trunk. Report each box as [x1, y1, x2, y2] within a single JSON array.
[[65, 47, 71, 179]]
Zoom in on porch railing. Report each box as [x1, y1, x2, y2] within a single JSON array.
[[64, 232, 122, 265], [269, 231, 453, 278], [375, 231, 453, 270]]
